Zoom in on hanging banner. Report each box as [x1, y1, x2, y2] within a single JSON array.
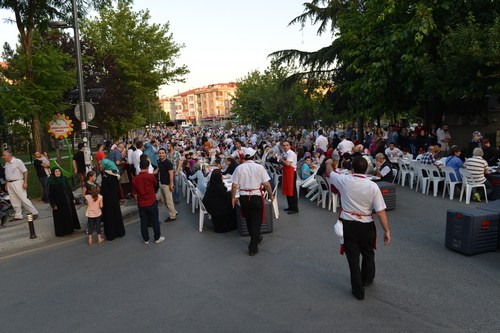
[[47, 114, 74, 139]]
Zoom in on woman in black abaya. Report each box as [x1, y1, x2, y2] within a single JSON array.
[[47, 167, 81, 236], [100, 159, 125, 240], [202, 169, 236, 233]]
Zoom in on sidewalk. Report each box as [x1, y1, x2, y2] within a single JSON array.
[[0, 191, 138, 254]]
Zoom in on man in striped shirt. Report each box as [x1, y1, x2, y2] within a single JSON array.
[[464, 148, 493, 201]]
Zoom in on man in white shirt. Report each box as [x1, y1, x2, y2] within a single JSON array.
[[384, 143, 403, 164], [132, 141, 145, 175], [436, 123, 451, 154], [326, 156, 391, 300], [231, 148, 274, 256], [281, 140, 298, 214], [315, 129, 329, 153], [337, 135, 354, 155], [2, 150, 38, 221]]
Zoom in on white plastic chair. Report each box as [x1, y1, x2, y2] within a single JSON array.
[[425, 164, 445, 196], [315, 175, 330, 209], [441, 166, 461, 200], [264, 180, 279, 219], [397, 159, 413, 187], [195, 189, 209, 232], [325, 178, 339, 212], [459, 169, 488, 204], [413, 163, 429, 194], [180, 171, 188, 198], [186, 180, 198, 213]]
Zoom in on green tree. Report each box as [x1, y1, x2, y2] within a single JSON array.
[[0, 0, 114, 151], [0, 34, 75, 151], [273, 0, 500, 126], [81, 0, 188, 138], [232, 62, 309, 129]]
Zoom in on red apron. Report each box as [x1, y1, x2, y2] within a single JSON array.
[[282, 165, 295, 196]]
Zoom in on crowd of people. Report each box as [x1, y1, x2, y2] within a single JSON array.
[[2, 120, 500, 300]]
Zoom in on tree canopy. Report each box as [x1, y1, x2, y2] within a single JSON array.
[[272, 0, 500, 126], [79, 0, 188, 137]]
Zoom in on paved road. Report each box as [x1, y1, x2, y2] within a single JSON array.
[[0, 185, 499, 332]]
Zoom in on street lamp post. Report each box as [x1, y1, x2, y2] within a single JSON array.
[[50, 0, 92, 172]]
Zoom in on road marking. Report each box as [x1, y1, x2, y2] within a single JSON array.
[[0, 216, 138, 261]]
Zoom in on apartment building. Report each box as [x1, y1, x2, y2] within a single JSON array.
[[161, 82, 237, 125]]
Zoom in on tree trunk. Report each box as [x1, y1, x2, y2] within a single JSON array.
[[357, 113, 364, 143], [31, 113, 42, 152]]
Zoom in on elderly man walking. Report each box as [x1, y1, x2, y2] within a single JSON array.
[[2, 150, 39, 221]]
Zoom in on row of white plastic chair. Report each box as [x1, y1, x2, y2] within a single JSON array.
[[394, 159, 488, 204]]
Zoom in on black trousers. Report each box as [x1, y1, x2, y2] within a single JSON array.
[[286, 172, 299, 212], [341, 218, 376, 298], [240, 195, 263, 251]]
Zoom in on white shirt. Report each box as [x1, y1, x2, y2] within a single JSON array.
[[132, 149, 143, 174], [315, 135, 328, 152], [231, 160, 270, 196], [337, 139, 354, 155], [329, 172, 386, 222], [5, 157, 27, 181], [283, 149, 297, 170], [384, 147, 403, 163]]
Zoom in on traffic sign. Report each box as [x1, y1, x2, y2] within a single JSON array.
[[74, 102, 95, 122]]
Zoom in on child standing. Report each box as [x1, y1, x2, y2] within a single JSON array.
[[85, 185, 104, 245], [83, 171, 98, 196]]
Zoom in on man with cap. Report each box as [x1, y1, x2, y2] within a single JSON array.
[[231, 147, 274, 256], [281, 140, 299, 214]]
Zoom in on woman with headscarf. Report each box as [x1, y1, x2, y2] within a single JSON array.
[[99, 159, 126, 240], [202, 169, 236, 233], [189, 163, 209, 196], [47, 167, 81, 236]]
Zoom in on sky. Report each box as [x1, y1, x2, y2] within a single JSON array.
[[0, 0, 333, 97]]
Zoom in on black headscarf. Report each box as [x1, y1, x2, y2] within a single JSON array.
[[207, 168, 223, 187], [47, 167, 71, 192]]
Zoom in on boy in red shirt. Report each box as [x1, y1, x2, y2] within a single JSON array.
[[132, 159, 165, 244]]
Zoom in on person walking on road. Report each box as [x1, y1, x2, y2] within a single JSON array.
[[2, 150, 38, 221], [231, 148, 274, 256], [326, 156, 391, 300], [132, 159, 165, 245]]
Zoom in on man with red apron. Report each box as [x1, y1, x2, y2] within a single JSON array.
[[281, 140, 298, 214], [231, 139, 246, 164], [326, 156, 391, 301], [231, 148, 274, 256]]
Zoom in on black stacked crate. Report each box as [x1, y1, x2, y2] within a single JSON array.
[[235, 201, 273, 236], [445, 208, 499, 255]]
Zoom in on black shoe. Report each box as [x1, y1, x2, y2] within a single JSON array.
[[287, 210, 298, 215], [284, 207, 291, 211], [352, 290, 365, 300], [258, 235, 263, 243], [164, 217, 176, 222], [362, 280, 373, 287], [249, 248, 259, 256]]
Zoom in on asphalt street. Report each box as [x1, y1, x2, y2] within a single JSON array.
[[0, 185, 499, 333]]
